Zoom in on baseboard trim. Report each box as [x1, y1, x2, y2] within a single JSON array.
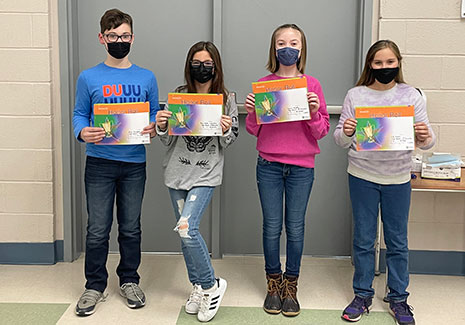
[[0, 240, 64, 265], [379, 249, 465, 276]]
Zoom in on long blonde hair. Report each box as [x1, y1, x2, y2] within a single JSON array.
[[356, 40, 405, 86]]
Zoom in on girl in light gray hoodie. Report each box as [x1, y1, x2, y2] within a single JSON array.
[[334, 40, 434, 325]]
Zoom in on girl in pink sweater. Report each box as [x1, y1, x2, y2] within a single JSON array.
[[244, 24, 329, 317]]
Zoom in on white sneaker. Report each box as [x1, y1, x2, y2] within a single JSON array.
[[185, 284, 203, 314], [197, 278, 227, 322]]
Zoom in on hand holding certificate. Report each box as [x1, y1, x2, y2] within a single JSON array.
[[252, 76, 310, 124], [167, 93, 223, 136], [355, 105, 415, 151]]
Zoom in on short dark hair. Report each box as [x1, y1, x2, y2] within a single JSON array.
[[100, 8, 133, 34]]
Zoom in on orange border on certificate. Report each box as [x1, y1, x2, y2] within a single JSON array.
[[94, 102, 149, 115], [168, 93, 223, 105], [355, 105, 414, 118], [252, 77, 307, 94]]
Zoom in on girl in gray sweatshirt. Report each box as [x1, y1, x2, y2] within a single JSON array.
[[156, 41, 237, 323]]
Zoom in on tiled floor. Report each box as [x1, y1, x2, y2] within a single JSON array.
[[0, 254, 464, 324]]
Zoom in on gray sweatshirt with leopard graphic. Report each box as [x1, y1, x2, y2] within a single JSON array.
[[157, 87, 238, 190]]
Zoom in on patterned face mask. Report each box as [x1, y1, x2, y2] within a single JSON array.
[[277, 47, 300, 66]]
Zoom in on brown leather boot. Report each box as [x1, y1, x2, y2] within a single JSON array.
[[263, 273, 282, 314], [281, 273, 300, 316]]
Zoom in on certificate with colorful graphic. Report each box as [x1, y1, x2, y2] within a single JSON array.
[[167, 93, 223, 136], [355, 105, 415, 151], [252, 77, 309, 124], [93, 102, 150, 145]]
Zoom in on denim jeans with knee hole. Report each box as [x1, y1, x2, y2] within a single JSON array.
[[168, 186, 216, 290], [349, 174, 411, 302], [84, 156, 146, 293], [256, 155, 314, 277]]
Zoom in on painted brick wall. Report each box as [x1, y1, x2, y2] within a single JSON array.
[[0, 0, 62, 243], [378, 0, 465, 251]]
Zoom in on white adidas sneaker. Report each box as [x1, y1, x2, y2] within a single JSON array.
[[197, 278, 227, 322], [185, 284, 203, 314]]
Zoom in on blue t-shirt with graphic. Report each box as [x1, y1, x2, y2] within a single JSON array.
[[72, 62, 160, 163]]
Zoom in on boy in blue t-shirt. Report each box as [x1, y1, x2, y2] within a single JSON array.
[[72, 8, 160, 316]]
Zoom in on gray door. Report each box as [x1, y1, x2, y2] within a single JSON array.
[[70, 0, 371, 256], [219, 0, 361, 256]]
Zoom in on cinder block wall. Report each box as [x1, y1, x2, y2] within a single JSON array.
[[0, 0, 63, 248], [378, 0, 465, 252]]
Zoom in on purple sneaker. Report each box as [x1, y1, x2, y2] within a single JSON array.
[[341, 296, 372, 322], [389, 301, 415, 325]]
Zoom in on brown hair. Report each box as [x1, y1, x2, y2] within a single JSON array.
[[100, 8, 133, 34], [356, 39, 405, 86], [266, 24, 307, 74], [183, 41, 228, 104]]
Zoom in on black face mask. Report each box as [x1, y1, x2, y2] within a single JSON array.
[[191, 63, 214, 84], [372, 67, 399, 84], [106, 42, 131, 59]]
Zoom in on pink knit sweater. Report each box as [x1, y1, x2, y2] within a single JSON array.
[[246, 73, 330, 168]]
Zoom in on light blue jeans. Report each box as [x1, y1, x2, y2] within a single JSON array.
[[168, 186, 216, 290]]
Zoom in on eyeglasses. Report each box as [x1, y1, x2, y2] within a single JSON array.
[[103, 33, 133, 43], [191, 60, 214, 68]]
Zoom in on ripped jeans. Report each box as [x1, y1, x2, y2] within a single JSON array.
[[168, 186, 216, 290]]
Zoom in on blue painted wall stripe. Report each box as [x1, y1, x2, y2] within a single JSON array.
[[379, 249, 465, 276], [0, 241, 64, 265], [1, 243, 463, 275]]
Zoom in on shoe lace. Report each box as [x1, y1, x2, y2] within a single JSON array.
[[199, 293, 212, 314], [80, 289, 106, 304], [281, 278, 297, 303], [267, 277, 281, 295], [392, 301, 414, 316], [350, 296, 370, 314], [189, 285, 203, 304], [121, 283, 144, 304]]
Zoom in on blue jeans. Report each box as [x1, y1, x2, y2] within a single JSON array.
[[84, 156, 146, 293], [349, 174, 411, 302], [256, 156, 314, 276], [168, 186, 216, 290]]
